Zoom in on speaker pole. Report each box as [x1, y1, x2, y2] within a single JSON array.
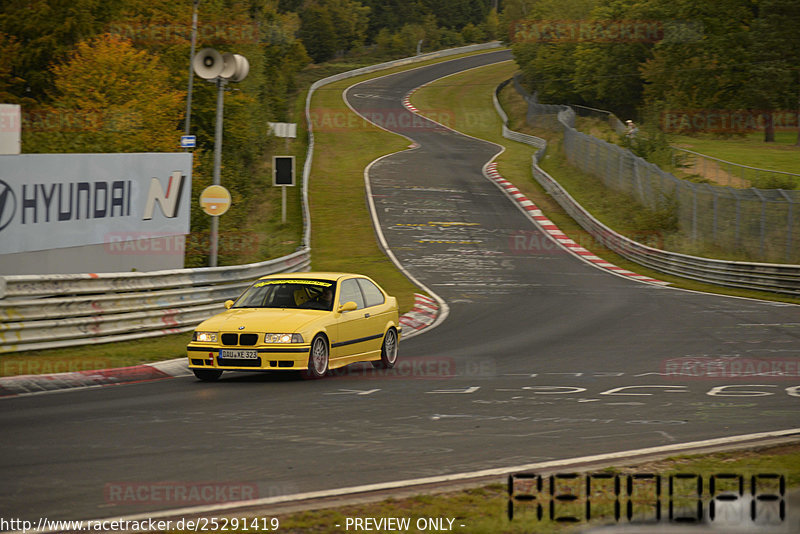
[[192, 47, 247, 268], [209, 76, 226, 267]]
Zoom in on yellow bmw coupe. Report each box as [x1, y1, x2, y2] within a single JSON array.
[[186, 272, 400, 381]]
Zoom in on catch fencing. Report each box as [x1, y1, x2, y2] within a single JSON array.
[[512, 79, 800, 264], [0, 42, 502, 354], [494, 79, 800, 296]]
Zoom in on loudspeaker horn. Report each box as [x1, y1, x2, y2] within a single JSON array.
[[230, 54, 250, 82], [192, 48, 224, 80], [219, 53, 237, 79]]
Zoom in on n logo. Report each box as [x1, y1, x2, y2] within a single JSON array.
[[142, 171, 185, 220]]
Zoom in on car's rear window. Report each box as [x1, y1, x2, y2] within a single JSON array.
[[233, 279, 336, 311]]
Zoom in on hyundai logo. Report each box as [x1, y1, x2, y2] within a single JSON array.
[[0, 179, 16, 232]]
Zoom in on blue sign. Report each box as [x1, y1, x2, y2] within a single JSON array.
[[180, 135, 196, 148]]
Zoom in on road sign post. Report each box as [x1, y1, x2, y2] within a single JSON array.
[[273, 155, 295, 224], [180, 135, 196, 149], [199, 185, 231, 264], [269, 124, 297, 225]]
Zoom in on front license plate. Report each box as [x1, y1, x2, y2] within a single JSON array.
[[220, 349, 259, 359]]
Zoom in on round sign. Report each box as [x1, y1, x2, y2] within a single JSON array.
[[199, 185, 231, 216]]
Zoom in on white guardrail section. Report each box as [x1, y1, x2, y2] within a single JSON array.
[[0, 42, 503, 354], [494, 79, 800, 297]]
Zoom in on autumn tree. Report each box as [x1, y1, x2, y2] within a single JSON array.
[[24, 34, 184, 153], [0, 0, 126, 102], [0, 32, 25, 104]]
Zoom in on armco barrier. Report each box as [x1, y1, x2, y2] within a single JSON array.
[[0, 249, 311, 353], [0, 43, 501, 354], [494, 79, 800, 296]]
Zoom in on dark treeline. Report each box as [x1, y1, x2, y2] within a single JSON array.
[[504, 0, 800, 143]]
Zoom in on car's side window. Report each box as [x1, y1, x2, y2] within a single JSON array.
[[338, 279, 365, 310], [357, 278, 385, 308]]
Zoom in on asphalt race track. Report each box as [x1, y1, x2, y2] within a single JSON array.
[[2, 50, 799, 524]]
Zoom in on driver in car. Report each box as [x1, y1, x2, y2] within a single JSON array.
[[302, 286, 334, 310]]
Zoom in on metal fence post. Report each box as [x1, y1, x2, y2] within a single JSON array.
[[735, 191, 742, 250], [778, 189, 793, 263], [753, 189, 767, 259], [711, 186, 718, 241], [691, 182, 698, 242]]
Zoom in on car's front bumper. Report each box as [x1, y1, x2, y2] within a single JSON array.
[[186, 345, 311, 371]]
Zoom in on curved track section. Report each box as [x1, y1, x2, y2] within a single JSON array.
[[1, 51, 799, 523]]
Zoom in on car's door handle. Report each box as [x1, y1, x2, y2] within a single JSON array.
[[364, 313, 370, 318]]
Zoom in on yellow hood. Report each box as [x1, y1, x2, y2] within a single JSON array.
[[197, 308, 325, 333]]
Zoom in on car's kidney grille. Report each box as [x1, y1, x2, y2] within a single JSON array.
[[239, 333, 259, 345], [221, 333, 260, 346]]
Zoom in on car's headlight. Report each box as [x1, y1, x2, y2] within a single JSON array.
[[193, 331, 218, 343], [264, 333, 304, 344]]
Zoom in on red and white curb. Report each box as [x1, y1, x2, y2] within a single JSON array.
[[402, 94, 420, 113], [0, 358, 191, 398], [399, 293, 440, 337], [485, 162, 669, 286]]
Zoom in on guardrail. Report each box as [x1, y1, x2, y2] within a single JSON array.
[[0, 250, 311, 353], [494, 79, 800, 297], [0, 42, 503, 354]]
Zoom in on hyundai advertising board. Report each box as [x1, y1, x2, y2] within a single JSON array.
[[0, 153, 192, 256]]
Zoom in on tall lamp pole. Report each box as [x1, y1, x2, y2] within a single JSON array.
[[184, 0, 200, 141]]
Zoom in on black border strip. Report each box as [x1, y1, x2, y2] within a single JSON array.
[[331, 333, 384, 349]]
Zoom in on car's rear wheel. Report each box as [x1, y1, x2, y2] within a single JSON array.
[[372, 328, 398, 369], [305, 335, 329, 379], [193, 369, 223, 381]]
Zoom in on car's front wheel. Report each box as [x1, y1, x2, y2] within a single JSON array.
[[305, 335, 329, 379], [372, 328, 398, 369], [192, 369, 223, 381]]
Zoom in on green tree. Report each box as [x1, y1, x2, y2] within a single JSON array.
[[421, 0, 490, 29], [740, 0, 800, 142], [509, 0, 598, 103], [481, 8, 500, 41], [570, 0, 663, 118], [298, 0, 370, 62], [298, 3, 337, 62], [360, 0, 429, 40], [639, 0, 759, 121]]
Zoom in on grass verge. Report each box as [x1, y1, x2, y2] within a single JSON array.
[[177, 443, 800, 533], [670, 131, 800, 177]]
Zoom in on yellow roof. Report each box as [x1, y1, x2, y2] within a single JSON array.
[[257, 272, 364, 281]]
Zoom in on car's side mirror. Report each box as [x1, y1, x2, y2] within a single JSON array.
[[338, 301, 357, 313], [224, 300, 234, 309]]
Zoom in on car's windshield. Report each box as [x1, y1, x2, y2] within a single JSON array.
[[233, 279, 336, 311]]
